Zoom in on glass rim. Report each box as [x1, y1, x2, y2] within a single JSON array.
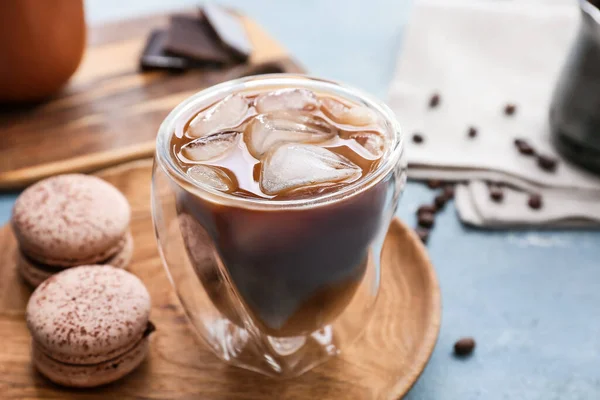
[[155, 73, 404, 210]]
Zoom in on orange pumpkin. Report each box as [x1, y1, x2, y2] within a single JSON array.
[[0, 0, 86, 103]]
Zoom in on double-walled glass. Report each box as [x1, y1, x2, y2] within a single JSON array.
[[152, 75, 406, 377]]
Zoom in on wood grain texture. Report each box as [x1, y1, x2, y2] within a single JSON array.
[[0, 11, 304, 190], [0, 160, 440, 400]]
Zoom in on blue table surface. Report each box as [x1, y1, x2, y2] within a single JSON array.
[[2, 1, 598, 398]]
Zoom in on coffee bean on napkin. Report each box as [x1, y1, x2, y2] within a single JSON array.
[[429, 93, 440, 108], [537, 154, 558, 172], [412, 133, 425, 144], [504, 103, 516, 116], [528, 193, 543, 210], [514, 138, 535, 156], [489, 185, 504, 202], [467, 126, 477, 138]]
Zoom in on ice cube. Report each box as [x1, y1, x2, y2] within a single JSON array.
[[244, 111, 337, 159], [321, 97, 377, 127], [254, 88, 319, 113], [350, 132, 386, 158], [188, 94, 249, 138], [261, 143, 362, 195], [187, 165, 234, 192], [180, 131, 239, 162]]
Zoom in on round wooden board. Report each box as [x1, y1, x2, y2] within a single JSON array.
[[0, 159, 440, 400]]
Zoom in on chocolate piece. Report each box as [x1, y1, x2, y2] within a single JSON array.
[[412, 133, 424, 144], [468, 126, 477, 138], [427, 179, 442, 189], [417, 204, 436, 217], [417, 211, 435, 229], [434, 194, 447, 211], [504, 103, 516, 116], [537, 154, 558, 172], [489, 185, 504, 202], [528, 194, 543, 210], [165, 15, 236, 64], [514, 138, 535, 156], [139, 30, 189, 72], [454, 337, 476, 356], [415, 227, 430, 244], [429, 93, 440, 108], [203, 4, 252, 61], [443, 185, 455, 199]]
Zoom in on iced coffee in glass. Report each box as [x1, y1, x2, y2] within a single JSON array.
[[152, 75, 405, 377]]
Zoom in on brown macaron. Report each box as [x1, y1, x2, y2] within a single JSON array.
[[11, 174, 132, 287], [26, 265, 154, 388]]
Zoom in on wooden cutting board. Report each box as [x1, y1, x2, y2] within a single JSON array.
[[0, 159, 441, 400], [0, 11, 304, 190]]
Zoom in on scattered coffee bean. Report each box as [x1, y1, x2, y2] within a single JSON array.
[[412, 133, 424, 144], [537, 154, 558, 172], [429, 93, 440, 108], [454, 337, 476, 356], [427, 179, 443, 189], [417, 211, 435, 229], [443, 185, 455, 200], [468, 126, 477, 138], [528, 194, 543, 210], [514, 138, 535, 156], [417, 204, 437, 216], [415, 227, 430, 244], [434, 193, 447, 211], [489, 185, 504, 202], [504, 103, 516, 116]]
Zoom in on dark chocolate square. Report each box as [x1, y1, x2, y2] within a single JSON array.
[[139, 29, 189, 72], [165, 15, 237, 64]]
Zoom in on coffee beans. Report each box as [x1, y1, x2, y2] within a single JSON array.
[[513, 138, 559, 172], [537, 154, 558, 172], [412, 133, 424, 144], [415, 227, 430, 244], [414, 183, 456, 245], [427, 179, 442, 189], [429, 93, 440, 108], [504, 103, 516, 116], [443, 185, 455, 199], [418, 211, 435, 229], [454, 337, 476, 356], [514, 138, 535, 156], [489, 185, 504, 202], [434, 194, 447, 211], [528, 194, 543, 210], [468, 126, 477, 138], [417, 204, 436, 216]]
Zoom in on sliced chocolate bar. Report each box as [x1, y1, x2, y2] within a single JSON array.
[[139, 29, 189, 72], [165, 15, 236, 64], [203, 4, 253, 61]]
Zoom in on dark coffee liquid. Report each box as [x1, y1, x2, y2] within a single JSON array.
[[172, 88, 391, 336]]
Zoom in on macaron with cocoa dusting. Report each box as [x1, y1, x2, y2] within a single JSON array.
[[26, 265, 154, 388], [11, 174, 133, 287]]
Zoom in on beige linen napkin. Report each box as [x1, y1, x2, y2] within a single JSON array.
[[455, 181, 600, 228], [388, 0, 600, 227]]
